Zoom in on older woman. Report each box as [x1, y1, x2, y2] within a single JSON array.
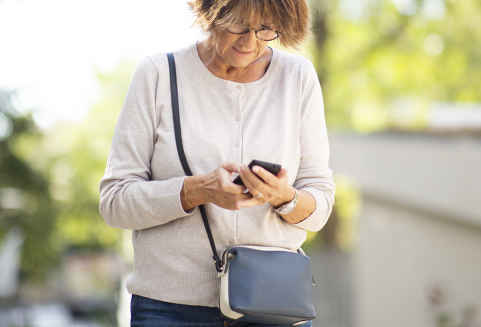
[[99, 0, 335, 326]]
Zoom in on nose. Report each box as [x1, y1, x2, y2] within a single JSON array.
[[239, 29, 257, 50]]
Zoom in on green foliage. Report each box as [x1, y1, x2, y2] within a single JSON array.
[[333, 175, 361, 251], [6, 61, 136, 260], [303, 174, 361, 252], [311, 0, 481, 132], [0, 90, 58, 280], [300, 0, 481, 252], [41, 61, 137, 251]]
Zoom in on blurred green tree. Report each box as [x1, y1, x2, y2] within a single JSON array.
[[300, 0, 481, 251], [0, 90, 58, 280], [38, 62, 137, 251], [4, 61, 135, 265], [310, 0, 481, 132]]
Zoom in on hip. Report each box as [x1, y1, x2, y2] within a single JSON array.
[[130, 295, 312, 327]]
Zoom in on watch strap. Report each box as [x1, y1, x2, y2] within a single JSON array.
[[273, 189, 299, 215]]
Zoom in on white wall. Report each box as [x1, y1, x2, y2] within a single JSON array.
[[328, 133, 481, 327], [354, 198, 481, 327]]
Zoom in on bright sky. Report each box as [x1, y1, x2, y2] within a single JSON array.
[[0, 0, 203, 129]]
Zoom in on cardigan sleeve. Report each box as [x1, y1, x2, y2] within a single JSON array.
[[291, 59, 336, 232], [99, 57, 195, 230]]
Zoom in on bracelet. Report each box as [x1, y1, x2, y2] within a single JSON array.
[[183, 185, 194, 208], [273, 189, 299, 215]]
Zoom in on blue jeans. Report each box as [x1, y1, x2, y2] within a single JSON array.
[[130, 295, 312, 327]]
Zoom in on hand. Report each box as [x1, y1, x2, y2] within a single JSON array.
[[182, 162, 252, 211], [235, 164, 296, 209]]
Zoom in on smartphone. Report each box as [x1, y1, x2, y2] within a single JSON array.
[[233, 160, 282, 186]]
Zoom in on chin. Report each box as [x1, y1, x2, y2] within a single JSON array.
[[229, 47, 257, 66], [230, 55, 256, 68], [231, 60, 251, 68]]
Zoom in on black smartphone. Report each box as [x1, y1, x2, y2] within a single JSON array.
[[233, 160, 282, 186]]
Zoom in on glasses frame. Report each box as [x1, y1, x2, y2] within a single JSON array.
[[226, 24, 281, 41]]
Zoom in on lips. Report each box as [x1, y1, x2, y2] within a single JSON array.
[[233, 47, 253, 54]]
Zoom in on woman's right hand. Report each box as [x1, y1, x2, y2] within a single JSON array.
[[181, 162, 251, 211]]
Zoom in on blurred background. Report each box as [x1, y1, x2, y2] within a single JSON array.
[[0, 0, 479, 326]]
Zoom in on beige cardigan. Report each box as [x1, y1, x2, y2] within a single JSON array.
[[99, 42, 335, 307]]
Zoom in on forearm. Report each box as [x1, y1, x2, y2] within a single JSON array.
[[270, 187, 316, 224], [181, 171, 318, 225], [181, 175, 209, 211], [99, 177, 191, 230]]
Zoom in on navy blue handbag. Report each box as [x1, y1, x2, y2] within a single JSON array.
[[218, 246, 316, 325], [167, 53, 316, 325]]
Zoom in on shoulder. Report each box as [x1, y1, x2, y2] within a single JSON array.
[[134, 43, 195, 79], [273, 49, 317, 74], [271, 48, 318, 83], [134, 53, 167, 80]]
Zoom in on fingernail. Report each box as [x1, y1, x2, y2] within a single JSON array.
[[253, 166, 259, 173]]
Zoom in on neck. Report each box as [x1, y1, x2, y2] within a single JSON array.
[[196, 40, 271, 83]]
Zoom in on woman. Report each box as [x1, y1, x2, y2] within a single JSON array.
[[99, 0, 335, 326]]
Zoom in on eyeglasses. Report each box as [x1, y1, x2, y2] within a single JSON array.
[[226, 23, 280, 41]]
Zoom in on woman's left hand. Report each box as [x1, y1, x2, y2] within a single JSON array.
[[235, 164, 296, 209]]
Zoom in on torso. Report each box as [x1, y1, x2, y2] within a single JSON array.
[[122, 43, 331, 307]]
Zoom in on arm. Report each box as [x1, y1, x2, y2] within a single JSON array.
[[269, 186, 317, 225], [99, 57, 193, 230], [235, 60, 335, 231], [290, 60, 335, 231]]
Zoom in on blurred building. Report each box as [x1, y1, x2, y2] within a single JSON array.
[[313, 132, 481, 327], [0, 251, 126, 327], [428, 103, 481, 133]]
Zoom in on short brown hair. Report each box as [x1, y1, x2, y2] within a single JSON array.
[[188, 0, 312, 49]]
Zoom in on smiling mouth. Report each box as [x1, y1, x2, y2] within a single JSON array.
[[233, 47, 252, 53]]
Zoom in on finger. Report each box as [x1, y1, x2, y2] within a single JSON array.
[[236, 193, 253, 202], [276, 168, 288, 178], [231, 193, 254, 209], [221, 174, 246, 194], [239, 165, 263, 196], [220, 161, 243, 174], [235, 196, 260, 209], [224, 183, 247, 195], [219, 164, 246, 195], [251, 165, 277, 186]]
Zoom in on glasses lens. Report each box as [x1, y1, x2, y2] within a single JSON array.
[[227, 23, 249, 34], [257, 29, 277, 41]]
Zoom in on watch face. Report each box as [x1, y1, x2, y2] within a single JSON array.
[[275, 190, 299, 215], [280, 203, 295, 214]]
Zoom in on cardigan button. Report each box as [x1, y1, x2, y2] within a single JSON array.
[[235, 115, 241, 121], [236, 85, 242, 90], [235, 141, 240, 147]]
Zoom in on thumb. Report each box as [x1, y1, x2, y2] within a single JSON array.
[[220, 161, 242, 174]]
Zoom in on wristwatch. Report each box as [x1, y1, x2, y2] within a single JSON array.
[[273, 189, 299, 215]]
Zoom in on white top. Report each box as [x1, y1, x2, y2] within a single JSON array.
[[99, 42, 335, 307]]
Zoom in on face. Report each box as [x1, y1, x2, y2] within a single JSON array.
[[213, 24, 271, 69]]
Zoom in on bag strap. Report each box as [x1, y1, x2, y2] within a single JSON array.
[[166, 53, 224, 273]]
